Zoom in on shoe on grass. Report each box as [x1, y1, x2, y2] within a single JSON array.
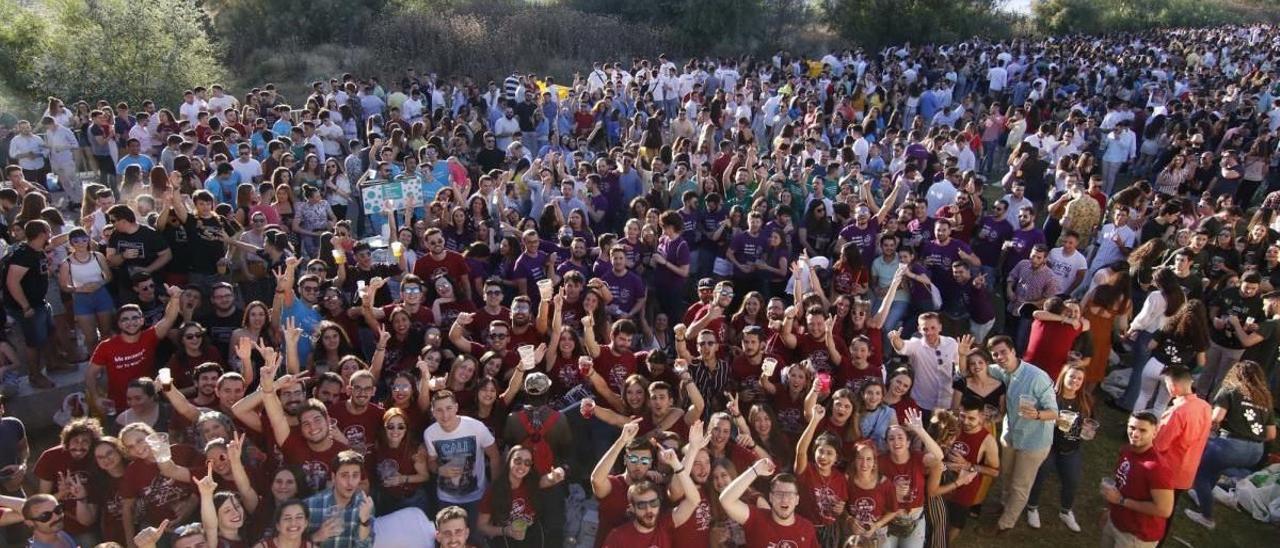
[[1026, 507, 1041, 529], [1184, 508, 1215, 530], [1059, 510, 1081, 532]]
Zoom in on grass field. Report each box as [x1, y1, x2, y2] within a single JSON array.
[[953, 401, 1278, 547]]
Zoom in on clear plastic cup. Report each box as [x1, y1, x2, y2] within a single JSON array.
[[517, 345, 536, 369], [537, 279, 554, 299], [894, 477, 911, 503], [1057, 409, 1079, 432], [1100, 476, 1116, 491], [332, 249, 346, 265], [1081, 418, 1100, 440], [391, 241, 404, 257], [762, 357, 778, 377], [1018, 395, 1036, 414], [983, 404, 1000, 423], [145, 432, 171, 463], [157, 368, 172, 388], [510, 518, 530, 536]]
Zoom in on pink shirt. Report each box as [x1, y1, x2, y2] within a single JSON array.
[[1154, 394, 1212, 489]]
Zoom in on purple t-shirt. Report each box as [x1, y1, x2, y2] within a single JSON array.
[[555, 258, 591, 281], [512, 251, 549, 289], [1004, 228, 1047, 274], [730, 230, 769, 275], [679, 209, 702, 244], [921, 238, 972, 303], [654, 235, 691, 291], [700, 207, 727, 248], [972, 215, 1013, 267], [838, 218, 880, 263], [598, 269, 646, 316], [960, 280, 997, 323]]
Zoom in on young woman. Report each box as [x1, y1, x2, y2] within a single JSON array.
[[118, 422, 202, 544], [228, 301, 279, 374], [1132, 299, 1210, 413], [373, 407, 430, 514], [808, 386, 860, 463], [166, 321, 224, 391], [845, 440, 902, 546], [1186, 360, 1277, 529], [794, 405, 849, 548], [1026, 363, 1093, 533], [856, 379, 899, 453], [1122, 268, 1187, 410], [87, 436, 130, 544], [252, 500, 314, 548], [477, 445, 567, 547], [759, 361, 815, 436], [196, 463, 248, 548], [114, 377, 172, 431], [308, 320, 357, 376], [879, 408, 946, 548], [58, 227, 114, 355], [323, 158, 352, 219], [884, 368, 923, 425], [951, 345, 1007, 419], [1081, 268, 1132, 388]]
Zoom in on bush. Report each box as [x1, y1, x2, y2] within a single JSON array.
[[29, 0, 225, 107], [823, 0, 1014, 49]]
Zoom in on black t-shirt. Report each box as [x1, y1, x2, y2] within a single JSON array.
[[1152, 330, 1200, 369], [161, 222, 192, 276], [199, 308, 243, 359], [1214, 389, 1273, 443], [1139, 218, 1172, 244], [476, 147, 505, 173], [1052, 394, 1084, 454], [342, 263, 402, 307], [183, 214, 233, 274], [108, 224, 169, 277], [4, 243, 48, 309], [1209, 286, 1263, 348]]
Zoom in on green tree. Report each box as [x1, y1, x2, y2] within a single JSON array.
[[0, 0, 47, 104], [824, 0, 1007, 48], [32, 0, 224, 107]]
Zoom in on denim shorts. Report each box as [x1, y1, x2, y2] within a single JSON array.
[[72, 286, 115, 316], [7, 303, 52, 346]]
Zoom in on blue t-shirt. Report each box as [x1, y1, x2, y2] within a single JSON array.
[[282, 298, 322, 366]]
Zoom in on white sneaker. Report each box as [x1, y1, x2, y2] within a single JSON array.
[[1184, 508, 1216, 530], [1026, 507, 1041, 529], [1058, 511, 1081, 532]]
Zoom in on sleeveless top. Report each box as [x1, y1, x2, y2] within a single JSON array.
[[67, 253, 107, 289]]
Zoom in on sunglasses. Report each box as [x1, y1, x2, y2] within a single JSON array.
[[184, 333, 203, 340], [625, 454, 653, 465], [630, 498, 661, 510], [403, 286, 423, 294], [30, 504, 64, 523]]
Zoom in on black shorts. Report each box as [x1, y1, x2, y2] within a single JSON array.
[[945, 500, 970, 529]]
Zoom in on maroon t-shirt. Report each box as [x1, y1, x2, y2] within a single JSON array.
[[119, 445, 205, 527], [845, 477, 898, 526], [34, 446, 94, 534], [743, 507, 820, 548], [327, 401, 385, 455], [878, 450, 927, 510], [595, 474, 631, 548], [279, 430, 350, 492], [601, 513, 676, 548], [671, 486, 713, 547], [593, 346, 637, 398]]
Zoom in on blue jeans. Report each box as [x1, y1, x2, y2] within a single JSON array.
[[1121, 330, 1156, 410], [1027, 446, 1083, 511], [1192, 435, 1264, 519], [981, 140, 999, 174]]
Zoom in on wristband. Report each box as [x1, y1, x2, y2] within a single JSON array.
[[671, 466, 685, 475]]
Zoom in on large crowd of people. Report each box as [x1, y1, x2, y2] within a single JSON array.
[[0, 21, 1277, 548]]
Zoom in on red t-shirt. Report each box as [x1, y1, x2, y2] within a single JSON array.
[[478, 481, 537, 524], [119, 445, 205, 527], [34, 446, 93, 534], [845, 476, 898, 526], [792, 332, 836, 375], [743, 507, 819, 548], [381, 303, 434, 331], [671, 486, 713, 547], [1110, 446, 1173, 542], [437, 299, 477, 330], [595, 474, 631, 548], [471, 307, 510, 340], [770, 387, 807, 437], [1024, 319, 1086, 381], [947, 428, 991, 506], [413, 251, 471, 290], [879, 451, 927, 510], [328, 401, 385, 456], [280, 430, 350, 493], [837, 358, 884, 396], [798, 465, 849, 527], [593, 346, 637, 397], [601, 513, 675, 548], [91, 327, 161, 409], [93, 473, 127, 543]]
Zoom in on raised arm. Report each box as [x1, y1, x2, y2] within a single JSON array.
[[794, 404, 825, 474], [720, 458, 776, 525], [591, 419, 640, 498]]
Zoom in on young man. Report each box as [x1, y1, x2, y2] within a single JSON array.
[[889, 312, 960, 415], [1153, 366, 1212, 534], [86, 285, 183, 412], [329, 370, 385, 456], [104, 204, 172, 292], [943, 400, 999, 543], [981, 335, 1057, 536], [413, 227, 473, 302], [1099, 411, 1174, 548], [4, 220, 60, 388], [591, 420, 658, 546], [424, 390, 500, 519], [435, 506, 476, 548], [652, 210, 692, 324], [34, 418, 102, 540], [262, 355, 349, 492], [600, 422, 707, 547], [303, 450, 375, 547], [24, 494, 78, 548], [719, 458, 820, 548]]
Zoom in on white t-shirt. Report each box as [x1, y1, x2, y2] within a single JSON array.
[[1047, 247, 1088, 293], [231, 157, 262, 184], [373, 507, 436, 548], [424, 416, 495, 504]]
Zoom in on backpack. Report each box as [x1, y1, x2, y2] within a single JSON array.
[[515, 408, 561, 475]]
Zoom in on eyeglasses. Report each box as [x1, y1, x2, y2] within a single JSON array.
[[30, 504, 64, 523], [630, 497, 661, 510], [625, 454, 653, 465], [391, 384, 413, 392], [485, 290, 503, 296]]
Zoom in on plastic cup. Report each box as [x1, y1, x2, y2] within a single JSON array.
[[391, 241, 404, 258], [817, 372, 832, 393], [762, 357, 778, 377], [580, 397, 596, 419], [1018, 395, 1036, 414], [517, 345, 536, 369], [1100, 477, 1116, 491], [578, 356, 593, 379], [145, 432, 171, 463], [1057, 409, 1079, 432], [894, 477, 911, 503], [157, 368, 172, 388], [537, 279, 554, 299], [1081, 418, 1100, 441], [332, 249, 346, 265], [982, 404, 1000, 423], [510, 518, 530, 535]]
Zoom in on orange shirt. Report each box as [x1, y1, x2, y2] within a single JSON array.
[[1154, 394, 1212, 490]]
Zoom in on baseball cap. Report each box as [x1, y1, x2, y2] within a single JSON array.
[[697, 278, 715, 289]]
